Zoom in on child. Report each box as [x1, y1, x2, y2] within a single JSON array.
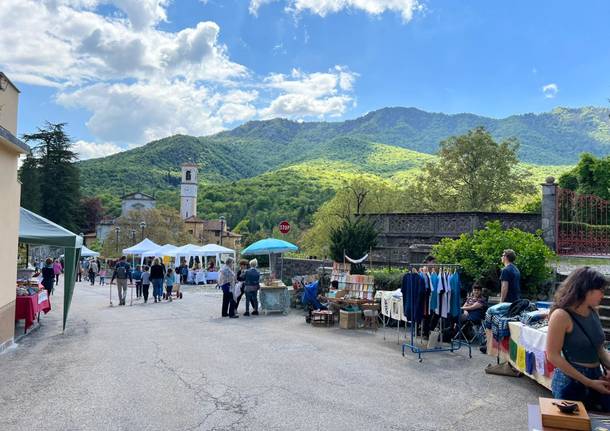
[[133, 265, 143, 298], [141, 266, 151, 303], [165, 268, 175, 302], [98, 269, 107, 285]]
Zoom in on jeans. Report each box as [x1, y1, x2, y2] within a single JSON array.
[[142, 284, 150, 302], [245, 291, 258, 313], [221, 284, 236, 316], [152, 278, 163, 300], [552, 364, 610, 412], [136, 281, 142, 297], [116, 279, 127, 304], [166, 284, 173, 299]]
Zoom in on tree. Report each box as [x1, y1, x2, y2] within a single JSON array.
[[80, 197, 105, 233], [559, 153, 610, 200], [302, 176, 417, 257], [433, 221, 554, 297], [415, 127, 535, 211], [101, 207, 191, 257], [18, 151, 41, 213], [329, 218, 378, 274], [22, 123, 81, 231]]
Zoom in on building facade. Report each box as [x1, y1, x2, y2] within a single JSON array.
[[180, 163, 198, 220], [184, 217, 242, 250], [121, 192, 156, 217], [0, 72, 29, 352]]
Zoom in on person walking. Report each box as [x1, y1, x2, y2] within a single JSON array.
[[547, 267, 610, 411], [133, 265, 143, 298], [150, 258, 165, 303], [219, 257, 238, 318], [141, 265, 151, 303], [500, 249, 520, 303], [243, 259, 260, 316], [41, 258, 55, 296], [77, 259, 83, 282], [53, 259, 62, 285], [110, 255, 132, 306], [164, 268, 175, 302], [89, 258, 99, 286]]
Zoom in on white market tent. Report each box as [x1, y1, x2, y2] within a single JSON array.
[[122, 238, 160, 256], [199, 243, 236, 266], [141, 243, 178, 258], [80, 245, 100, 257]]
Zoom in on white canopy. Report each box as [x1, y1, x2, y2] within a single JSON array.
[[81, 245, 100, 257], [199, 244, 235, 256], [141, 243, 178, 257], [123, 238, 160, 255]]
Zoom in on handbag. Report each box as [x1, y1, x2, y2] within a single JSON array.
[[427, 327, 442, 349]]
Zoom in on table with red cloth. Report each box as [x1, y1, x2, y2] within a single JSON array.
[[15, 290, 51, 333]]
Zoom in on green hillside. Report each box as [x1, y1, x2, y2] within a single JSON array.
[[78, 105, 605, 233]]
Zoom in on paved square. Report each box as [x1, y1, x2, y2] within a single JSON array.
[[1, 281, 546, 430]]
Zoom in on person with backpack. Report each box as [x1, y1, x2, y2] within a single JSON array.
[[89, 258, 98, 286], [110, 255, 132, 306], [133, 265, 143, 298]]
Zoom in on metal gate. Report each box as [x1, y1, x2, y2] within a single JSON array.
[[556, 187, 610, 255]]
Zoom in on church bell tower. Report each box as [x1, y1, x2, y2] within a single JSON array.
[[180, 163, 198, 219]]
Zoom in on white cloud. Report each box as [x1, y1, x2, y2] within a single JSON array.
[[0, 1, 360, 148], [542, 83, 559, 99], [250, 0, 423, 21], [259, 66, 357, 119], [73, 140, 124, 160]]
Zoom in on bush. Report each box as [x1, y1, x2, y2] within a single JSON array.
[[432, 221, 554, 298], [369, 268, 404, 291]]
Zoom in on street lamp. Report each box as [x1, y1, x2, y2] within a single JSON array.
[[130, 229, 136, 245], [114, 226, 121, 253], [79, 232, 84, 246], [219, 215, 225, 246], [139, 221, 146, 241]]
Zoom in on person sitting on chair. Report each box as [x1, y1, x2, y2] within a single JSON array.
[[460, 283, 487, 324]]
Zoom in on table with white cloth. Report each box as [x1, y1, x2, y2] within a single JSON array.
[[379, 290, 408, 343], [206, 271, 218, 283], [507, 322, 553, 390], [195, 271, 206, 284]]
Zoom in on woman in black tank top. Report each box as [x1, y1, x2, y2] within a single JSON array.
[[547, 267, 610, 411]]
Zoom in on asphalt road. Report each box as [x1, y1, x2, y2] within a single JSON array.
[[1, 279, 547, 430]]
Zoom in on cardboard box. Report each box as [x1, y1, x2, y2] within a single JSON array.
[[339, 310, 359, 329], [539, 398, 590, 431]]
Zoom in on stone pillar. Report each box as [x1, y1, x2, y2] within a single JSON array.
[[541, 177, 558, 252]]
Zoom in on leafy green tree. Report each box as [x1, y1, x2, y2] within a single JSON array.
[[18, 151, 41, 213], [559, 153, 610, 200], [432, 221, 554, 297], [329, 218, 378, 274], [415, 127, 535, 211], [23, 123, 81, 231]]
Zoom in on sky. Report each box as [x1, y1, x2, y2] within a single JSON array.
[[1, 0, 610, 159]]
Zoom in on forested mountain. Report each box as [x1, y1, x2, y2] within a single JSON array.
[[78, 105, 607, 230]]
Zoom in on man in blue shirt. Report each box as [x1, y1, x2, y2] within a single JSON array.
[[500, 249, 520, 303]]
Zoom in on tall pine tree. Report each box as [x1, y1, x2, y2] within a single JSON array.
[[23, 123, 81, 232], [18, 151, 42, 213]]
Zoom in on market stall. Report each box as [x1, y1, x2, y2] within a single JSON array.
[[15, 288, 51, 334], [485, 303, 553, 390], [123, 238, 160, 265], [241, 238, 297, 314], [80, 245, 99, 258], [18, 207, 82, 331]]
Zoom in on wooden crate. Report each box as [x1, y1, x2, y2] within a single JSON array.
[[339, 310, 359, 329]]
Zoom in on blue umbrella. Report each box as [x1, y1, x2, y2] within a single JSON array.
[[241, 238, 298, 255]]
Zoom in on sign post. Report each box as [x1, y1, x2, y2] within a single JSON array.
[[279, 221, 290, 235]]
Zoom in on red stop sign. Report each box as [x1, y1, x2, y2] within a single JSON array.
[[279, 221, 290, 234]]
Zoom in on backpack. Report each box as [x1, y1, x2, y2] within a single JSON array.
[[116, 264, 128, 280], [506, 299, 532, 317]]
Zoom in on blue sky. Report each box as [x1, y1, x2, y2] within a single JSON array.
[[2, 0, 610, 159]]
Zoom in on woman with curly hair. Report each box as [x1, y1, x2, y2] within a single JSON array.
[[547, 267, 610, 411]]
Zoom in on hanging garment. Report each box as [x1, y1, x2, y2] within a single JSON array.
[[440, 273, 450, 319], [429, 271, 439, 313], [509, 338, 518, 362], [401, 272, 425, 323], [450, 272, 461, 318], [526, 351, 536, 375], [420, 272, 431, 317]]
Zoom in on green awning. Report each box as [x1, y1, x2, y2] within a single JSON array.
[[19, 207, 82, 331]]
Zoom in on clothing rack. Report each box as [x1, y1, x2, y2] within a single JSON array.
[[399, 263, 472, 362]]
